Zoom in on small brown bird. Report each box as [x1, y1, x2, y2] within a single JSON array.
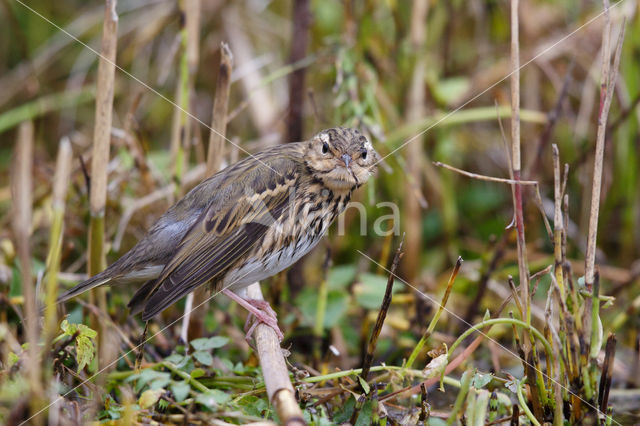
[[58, 127, 379, 338]]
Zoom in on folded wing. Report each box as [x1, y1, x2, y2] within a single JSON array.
[[138, 160, 297, 320]]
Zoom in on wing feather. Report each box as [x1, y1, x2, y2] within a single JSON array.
[[138, 159, 297, 320]]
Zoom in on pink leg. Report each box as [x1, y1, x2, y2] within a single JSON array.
[[223, 289, 284, 341]]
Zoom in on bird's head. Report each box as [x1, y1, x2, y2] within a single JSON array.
[[304, 127, 380, 192]]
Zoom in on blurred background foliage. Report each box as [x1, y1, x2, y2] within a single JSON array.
[[0, 0, 639, 423]]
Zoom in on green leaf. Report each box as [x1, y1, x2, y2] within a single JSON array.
[[164, 353, 185, 365], [295, 288, 349, 328], [60, 319, 97, 339], [170, 381, 190, 402], [472, 372, 493, 389], [193, 350, 213, 366], [504, 379, 518, 394], [157, 398, 170, 410], [196, 389, 230, 409], [127, 370, 170, 393], [8, 351, 19, 367], [328, 265, 357, 290], [482, 309, 491, 321], [76, 335, 95, 372], [431, 77, 470, 106], [355, 273, 404, 310], [358, 376, 370, 395], [237, 395, 269, 418], [190, 368, 205, 379], [354, 399, 374, 426], [139, 388, 164, 409], [191, 336, 229, 351], [333, 395, 356, 423], [150, 377, 171, 390]]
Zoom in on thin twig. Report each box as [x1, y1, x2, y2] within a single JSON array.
[[405, 256, 462, 370], [433, 161, 538, 185], [360, 241, 404, 386]]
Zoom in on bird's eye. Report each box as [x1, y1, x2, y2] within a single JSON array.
[[361, 150, 368, 160], [322, 142, 329, 154]]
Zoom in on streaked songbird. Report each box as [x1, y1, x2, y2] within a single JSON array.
[[58, 127, 380, 339]]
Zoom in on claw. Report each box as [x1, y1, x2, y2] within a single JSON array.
[[223, 289, 284, 342]]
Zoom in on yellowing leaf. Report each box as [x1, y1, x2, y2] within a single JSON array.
[[139, 388, 164, 409]]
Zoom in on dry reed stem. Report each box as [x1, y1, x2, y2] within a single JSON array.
[[509, 0, 531, 358], [206, 42, 233, 176], [403, 0, 429, 282], [12, 121, 43, 418], [585, 0, 612, 292], [185, 0, 200, 74], [170, 0, 197, 200], [245, 283, 305, 425], [89, 0, 118, 370], [44, 137, 72, 344], [552, 144, 565, 299], [286, 0, 310, 143], [584, 0, 625, 356]]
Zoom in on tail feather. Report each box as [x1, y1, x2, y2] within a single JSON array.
[[56, 273, 111, 304], [127, 279, 159, 316]]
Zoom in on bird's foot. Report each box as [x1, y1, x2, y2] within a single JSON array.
[[222, 289, 283, 342]]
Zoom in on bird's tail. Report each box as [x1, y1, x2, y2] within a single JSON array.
[[56, 272, 112, 304]]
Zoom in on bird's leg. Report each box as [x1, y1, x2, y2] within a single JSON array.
[[222, 289, 283, 341]]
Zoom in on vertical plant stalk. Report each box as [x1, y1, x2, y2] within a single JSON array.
[[405, 256, 462, 370], [517, 379, 542, 426], [44, 137, 73, 345], [509, 0, 531, 350], [205, 42, 233, 177], [360, 242, 403, 385], [170, 0, 195, 199], [597, 334, 616, 411], [185, 0, 200, 76], [584, 0, 625, 358], [245, 284, 305, 425], [313, 248, 331, 363], [12, 121, 43, 417], [89, 0, 118, 368], [552, 145, 565, 300], [286, 0, 311, 296], [446, 369, 473, 425], [286, 0, 310, 143], [403, 0, 429, 282]]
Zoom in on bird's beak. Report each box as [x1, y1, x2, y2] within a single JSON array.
[[341, 154, 352, 169]]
